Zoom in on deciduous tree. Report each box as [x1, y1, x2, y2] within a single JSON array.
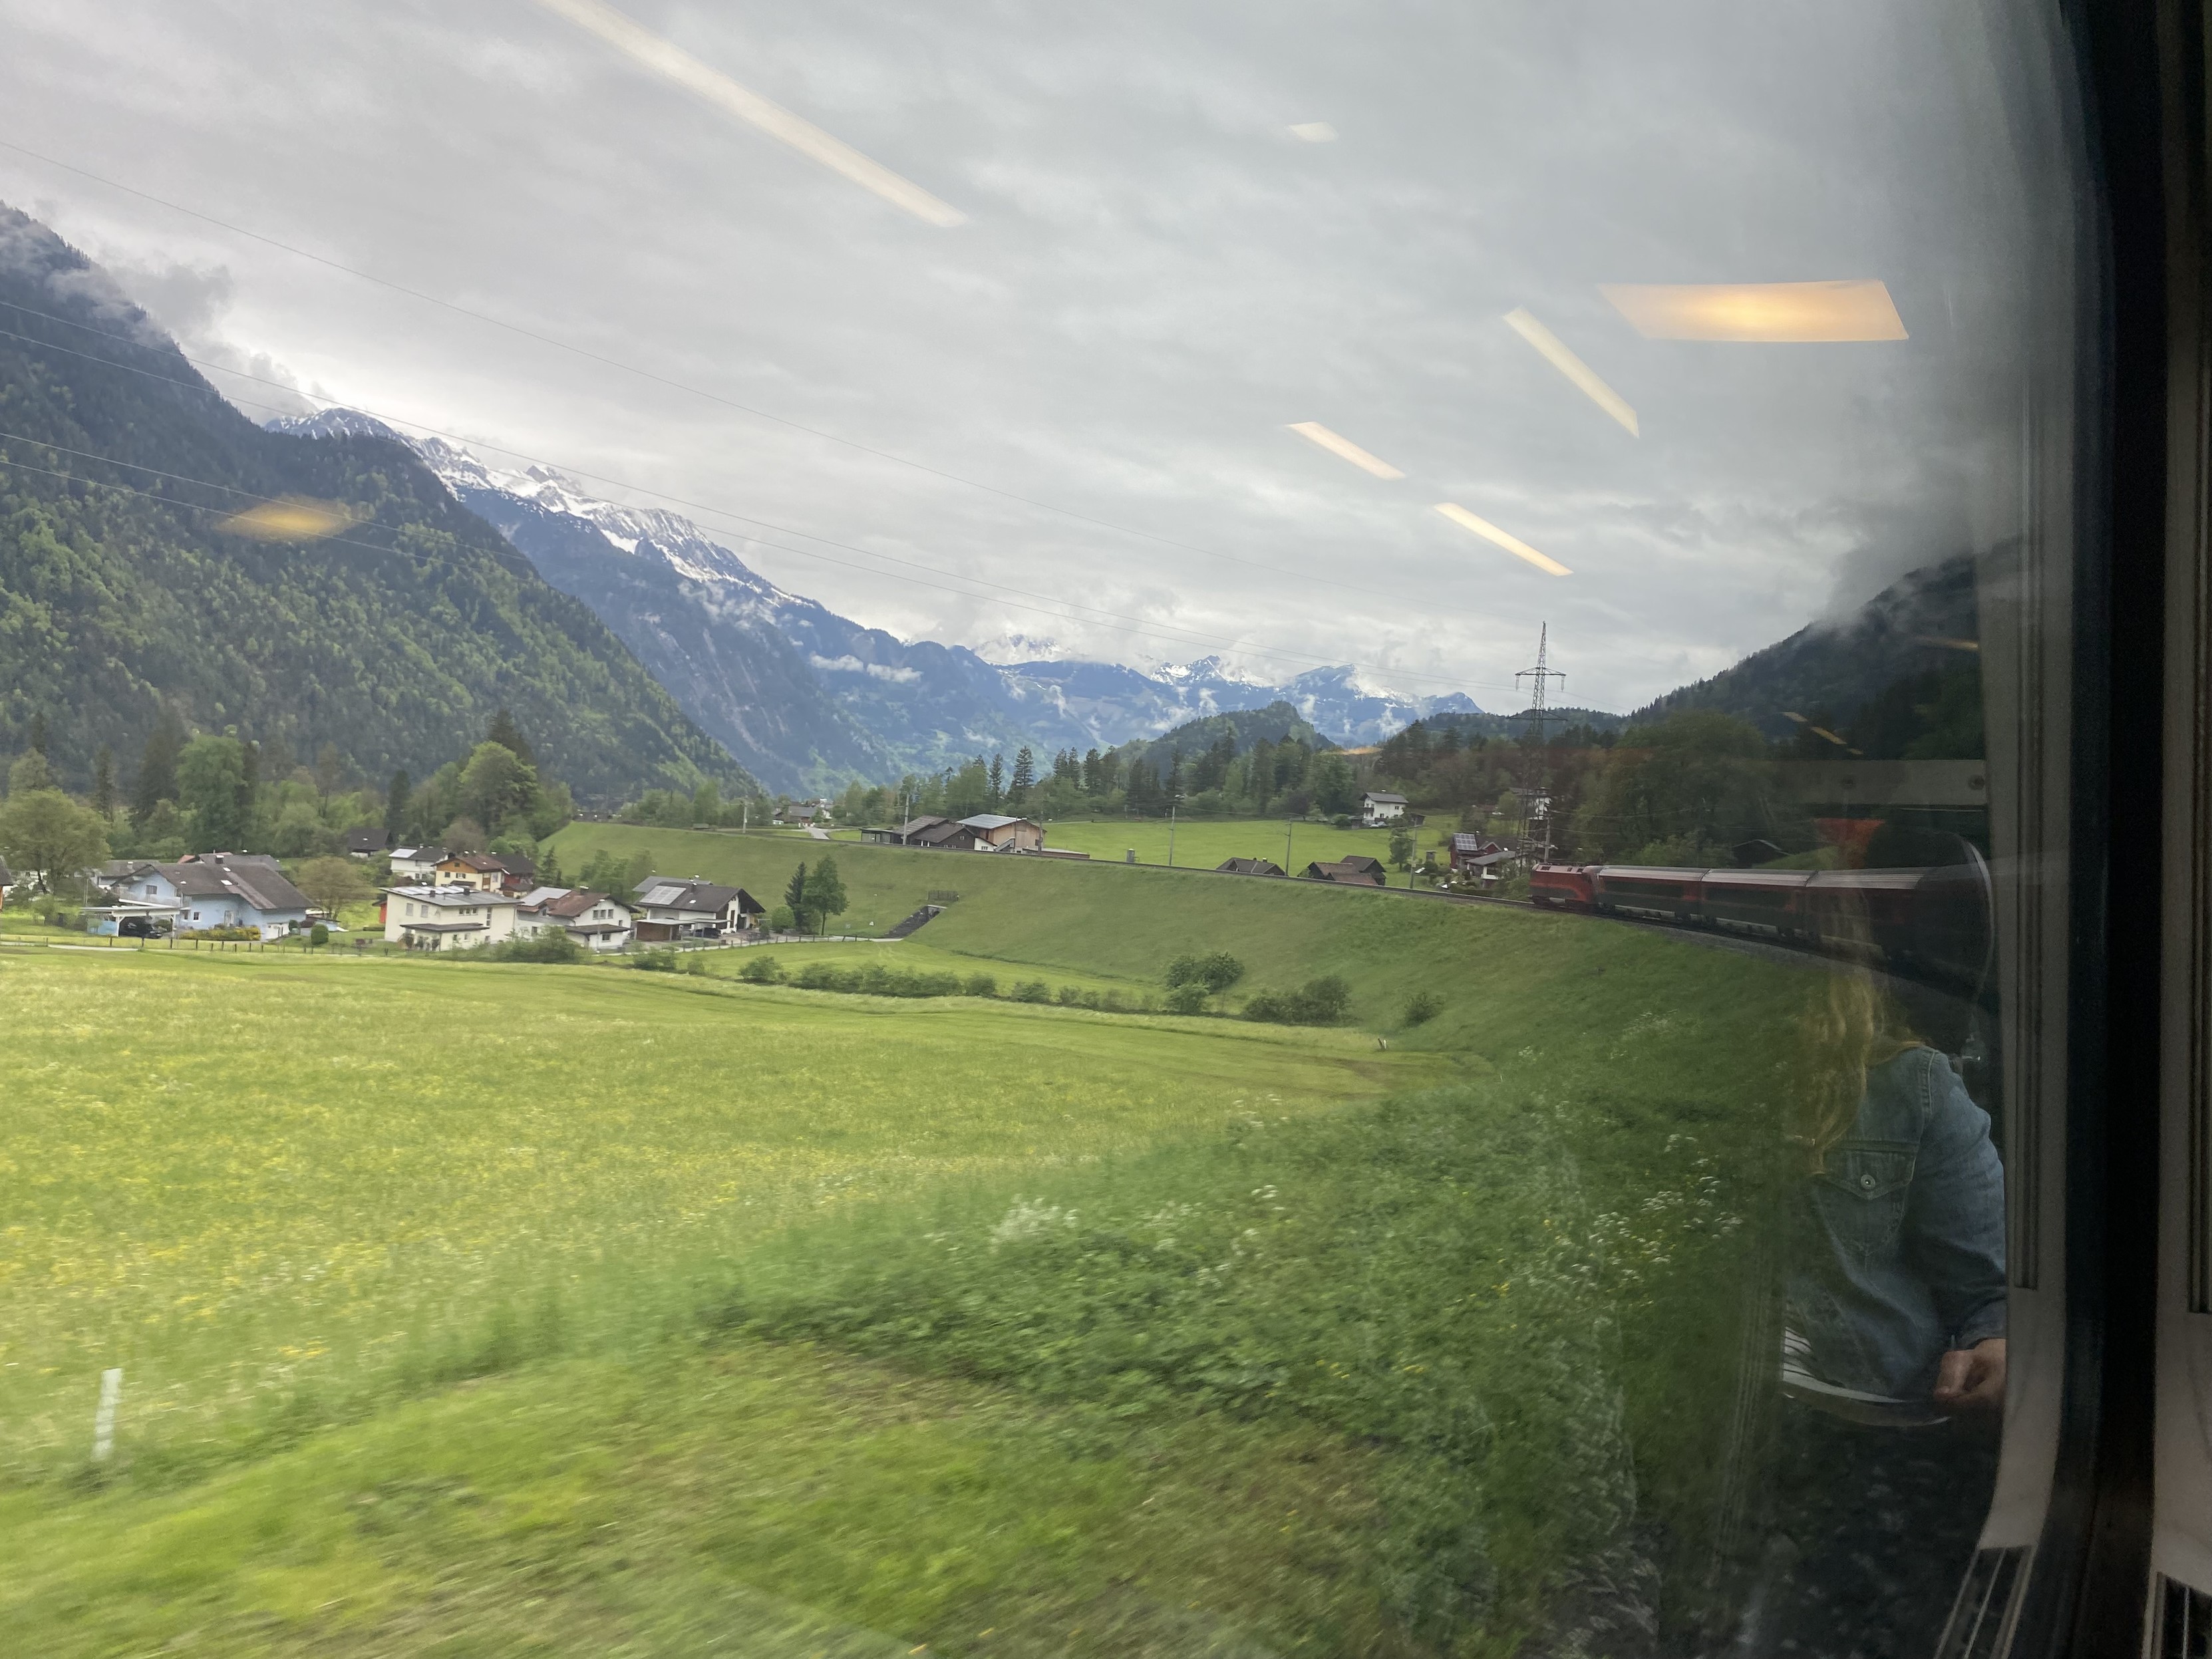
[[0, 789, 109, 894], [178, 735, 249, 851], [293, 855, 375, 916], [803, 857, 848, 933]]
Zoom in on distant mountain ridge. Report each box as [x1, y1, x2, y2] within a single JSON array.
[[0, 208, 756, 806], [271, 410, 1488, 789]]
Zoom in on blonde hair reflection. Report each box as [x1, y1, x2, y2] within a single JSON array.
[[1794, 898, 1923, 1172]]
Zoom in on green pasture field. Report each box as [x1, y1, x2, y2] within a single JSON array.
[[1029, 816, 1449, 871], [3, 851, 1827, 1654]]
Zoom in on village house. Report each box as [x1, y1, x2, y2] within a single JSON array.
[[434, 852, 508, 891], [165, 854, 313, 938], [389, 845, 446, 882], [1360, 790, 1410, 827], [958, 814, 1045, 852], [1449, 834, 1515, 883], [381, 883, 521, 951], [631, 876, 764, 941], [1216, 857, 1285, 876], [344, 826, 389, 858], [516, 887, 635, 951]]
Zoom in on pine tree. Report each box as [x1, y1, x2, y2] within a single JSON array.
[[486, 708, 535, 766], [989, 754, 1005, 806], [785, 861, 809, 931], [27, 712, 49, 756], [1081, 748, 1102, 794], [90, 747, 117, 820], [1009, 746, 1036, 804], [385, 769, 411, 837], [134, 712, 186, 824]]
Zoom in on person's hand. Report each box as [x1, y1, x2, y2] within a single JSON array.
[[1933, 1338, 2007, 1413]]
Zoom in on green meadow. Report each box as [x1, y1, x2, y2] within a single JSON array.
[[3, 850, 1821, 1655]]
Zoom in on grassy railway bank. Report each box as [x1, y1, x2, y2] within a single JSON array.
[[3, 841, 1822, 1655]]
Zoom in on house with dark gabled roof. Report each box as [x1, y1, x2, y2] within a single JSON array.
[[166, 853, 313, 937], [1216, 857, 1285, 877], [1360, 790, 1410, 826], [1303, 857, 1386, 887], [517, 886, 633, 951], [631, 876, 765, 941], [345, 826, 389, 857]]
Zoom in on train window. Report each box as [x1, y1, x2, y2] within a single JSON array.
[[0, 1, 2109, 1654]]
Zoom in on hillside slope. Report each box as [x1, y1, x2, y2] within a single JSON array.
[[1633, 556, 1978, 742], [0, 207, 755, 804]]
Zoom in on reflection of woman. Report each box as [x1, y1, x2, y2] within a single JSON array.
[[1786, 963, 2006, 1418], [1743, 958, 2007, 1655]]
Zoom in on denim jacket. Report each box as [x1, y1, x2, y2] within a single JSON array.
[[1786, 1044, 2007, 1402]]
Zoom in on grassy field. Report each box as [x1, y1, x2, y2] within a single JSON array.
[[5, 848, 1824, 1654], [985, 817, 1443, 871]]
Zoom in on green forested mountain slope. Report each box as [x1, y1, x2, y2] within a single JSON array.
[[0, 207, 756, 805]]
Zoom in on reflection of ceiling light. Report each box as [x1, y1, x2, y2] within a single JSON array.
[[1287, 422, 1404, 479], [534, 0, 966, 227], [1782, 711, 1808, 723], [1432, 504, 1571, 575], [218, 498, 360, 541], [1917, 635, 1981, 652], [1503, 308, 1639, 436], [1288, 122, 1338, 142], [1600, 280, 1907, 341]]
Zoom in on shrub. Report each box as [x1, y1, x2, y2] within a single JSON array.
[[962, 972, 999, 998], [1245, 975, 1352, 1025], [1165, 952, 1245, 993], [1403, 990, 1444, 1027], [796, 962, 856, 992], [1163, 982, 1209, 1015], [738, 953, 784, 983], [770, 906, 796, 932], [308, 923, 330, 949], [1011, 979, 1052, 1004], [1056, 984, 1086, 1007], [633, 947, 704, 975], [484, 931, 583, 965]]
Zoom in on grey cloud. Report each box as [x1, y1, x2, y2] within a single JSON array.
[[0, 0, 2077, 712]]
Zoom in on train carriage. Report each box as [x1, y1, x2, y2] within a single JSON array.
[[1589, 867, 1708, 924], [1699, 867, 1817, 939]]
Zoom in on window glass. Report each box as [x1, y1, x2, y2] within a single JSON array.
[[0, 1, 2088, 1653]]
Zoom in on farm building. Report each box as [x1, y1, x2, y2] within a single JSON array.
[[1360, 790, 1409, 826], [959, 814, 1045, 852], [1304, 857, 1386, 887], [1216, 857, 1285, 876]]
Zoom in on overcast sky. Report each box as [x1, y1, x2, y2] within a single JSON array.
[[0, 0, 2074, 711]]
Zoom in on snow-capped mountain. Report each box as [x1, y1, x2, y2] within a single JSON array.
[[269, 410, 1488, 787]]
